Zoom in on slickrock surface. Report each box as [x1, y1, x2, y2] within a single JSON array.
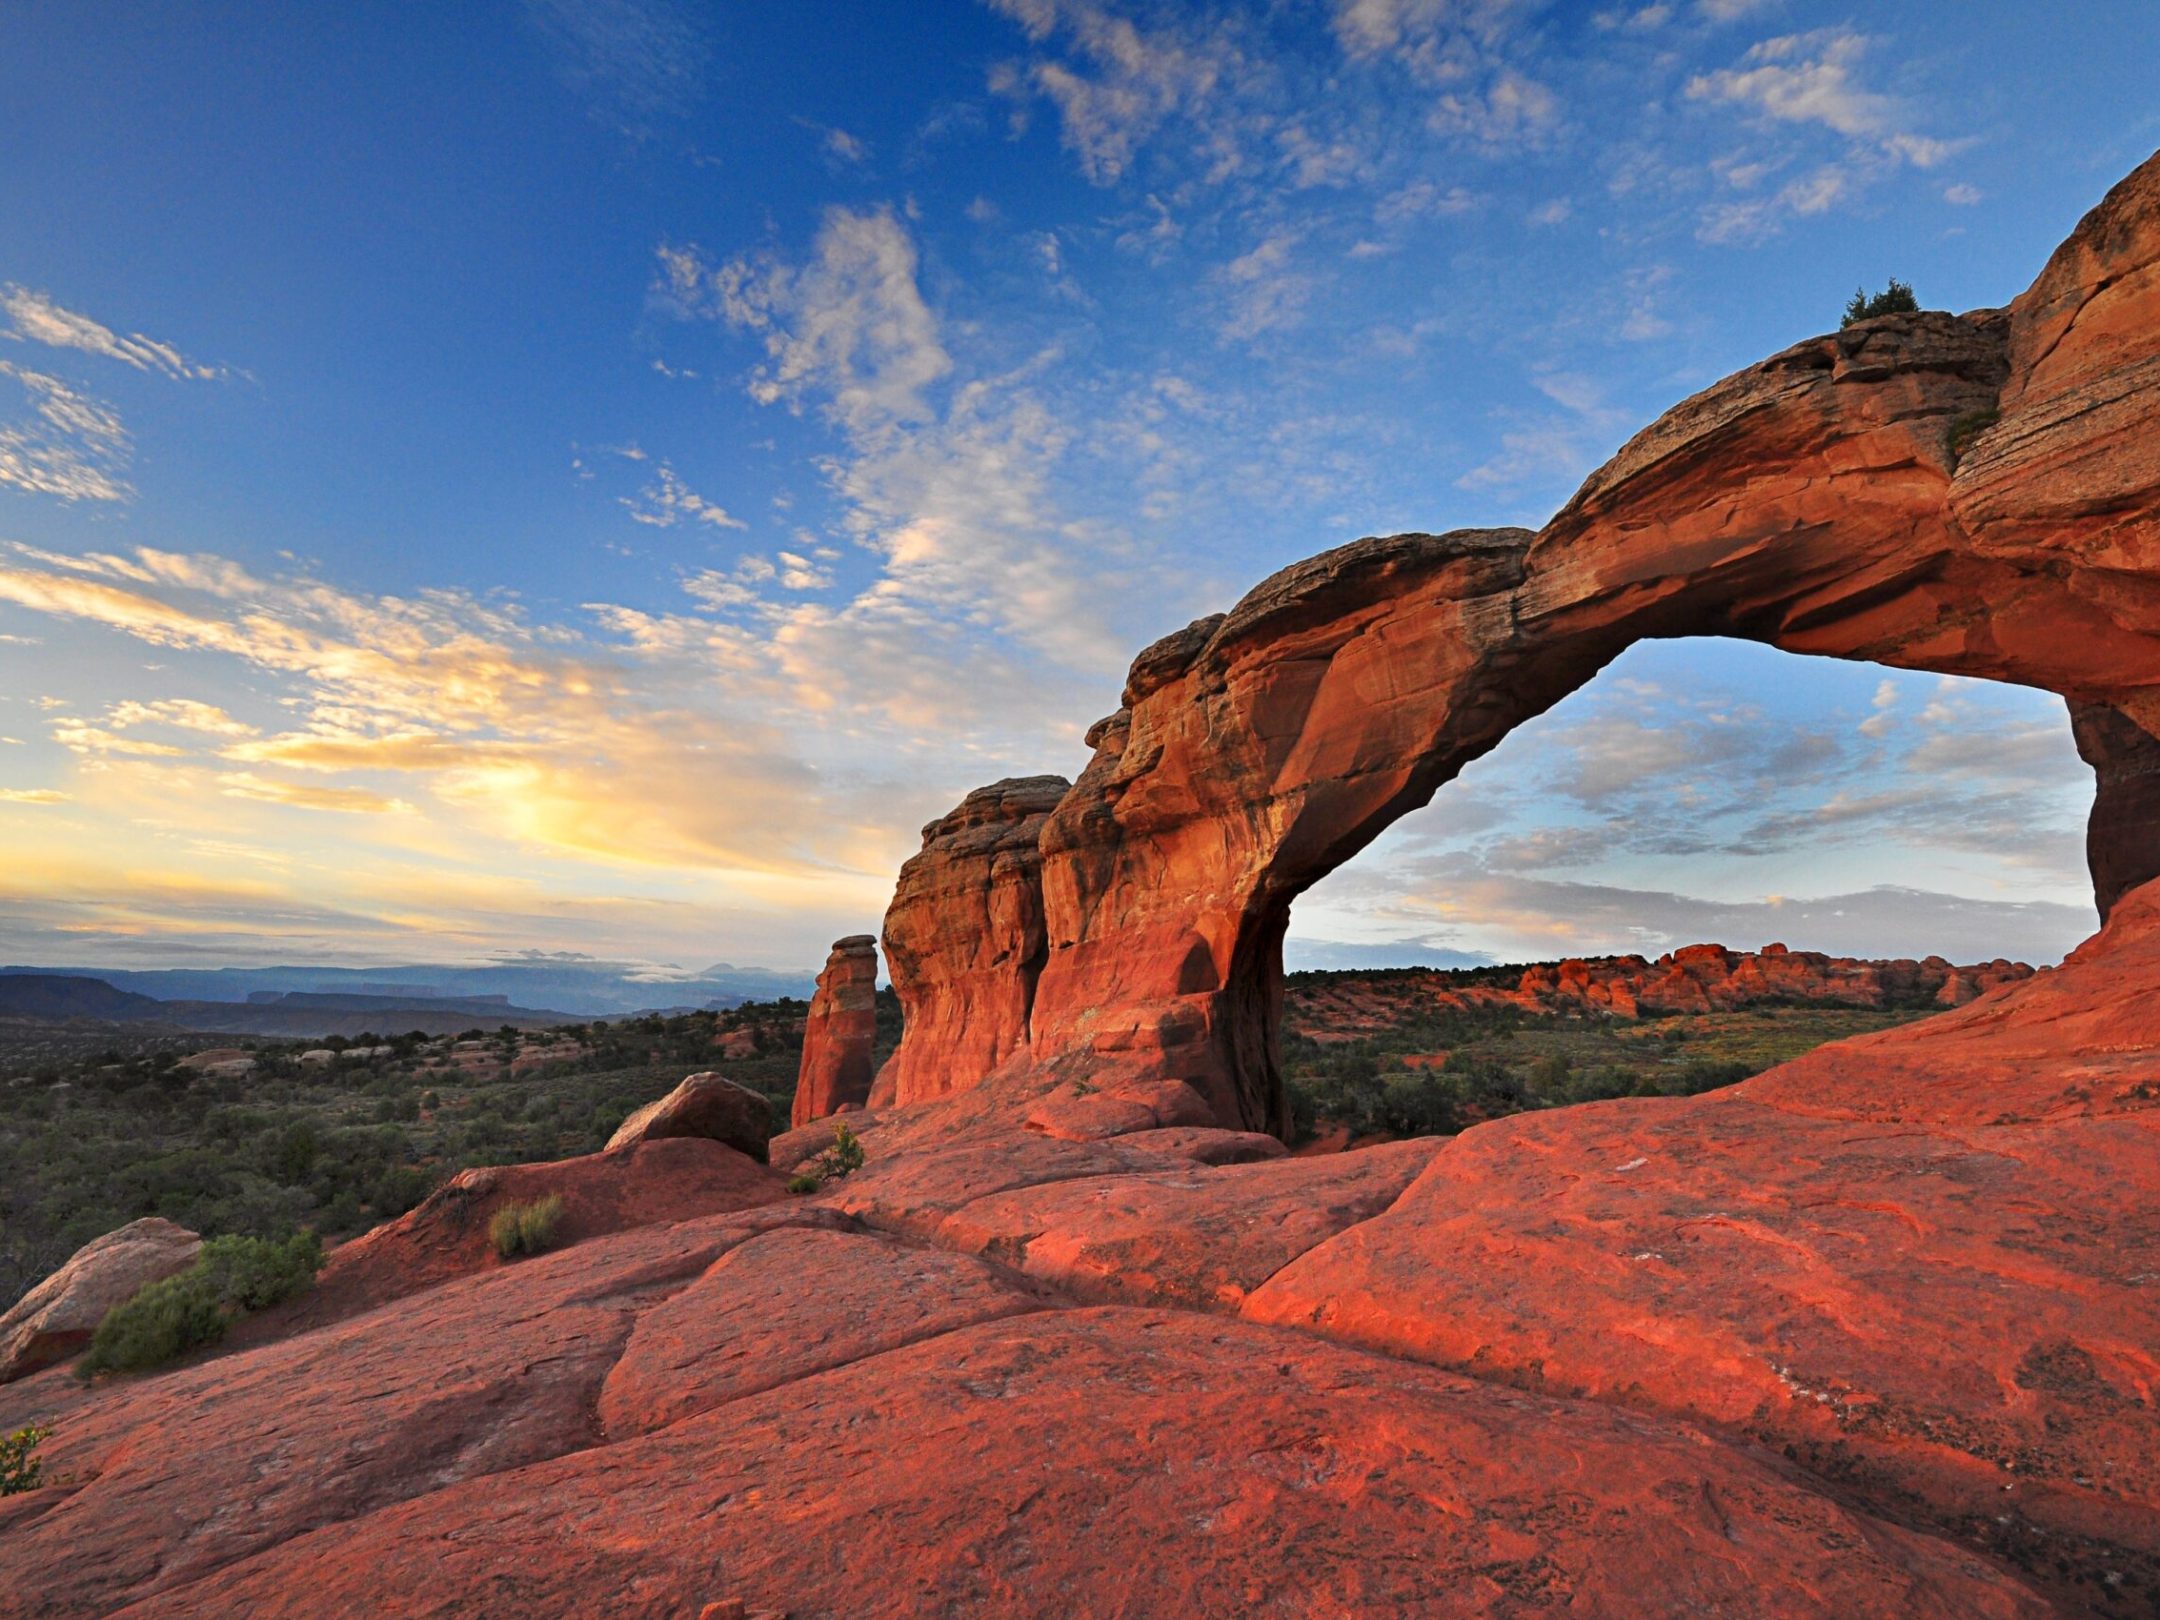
[[117, 1311, 2046, 1620], [935, 1136, 1442, 1310], [790, 935, 879, 1127], [0, 1217, 200, 1384], [257, 1135, 788, 1333], [596, 1226, 1046, 1438], [608, 1069, 773, 1161], [0, 1206, 845, 1619], [870, 775, 1068, 1109], [1248, 881, 2160, 1607]]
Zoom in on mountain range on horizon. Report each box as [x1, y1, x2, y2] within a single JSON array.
[[0, 958, 818, 1020]]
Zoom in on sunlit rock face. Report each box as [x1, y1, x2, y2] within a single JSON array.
[[880, 150, 2160, 1136], [791, 935, 879, 1128], [869, 775, 1069, 1109]]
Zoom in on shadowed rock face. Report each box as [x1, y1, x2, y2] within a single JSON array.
[[878, 149, 2160, 1135], [2074, 701, 2160, 916], [791, 935, 879, 1128]]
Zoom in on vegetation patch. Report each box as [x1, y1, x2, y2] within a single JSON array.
[[1842, 279, 1920, 326], [79, 1231, 323, 1378], [0, 992, 902, 1313], [488, 1194, 565, 1260], [1, 1423, 47, 1495], [787, 1121, 866, 1195], [1281, 970, 1946, 1148]]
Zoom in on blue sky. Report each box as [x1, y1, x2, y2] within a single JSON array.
[[0, 0, 2152, 975]]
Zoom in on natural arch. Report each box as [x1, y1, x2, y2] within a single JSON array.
[[872, 150, 2160, 1135]]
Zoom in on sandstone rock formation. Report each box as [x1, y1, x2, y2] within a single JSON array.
[[1287, 943, 2032, 1035], [0, 1218, 200, 1383], [608, 1070, 772, 1162], [874, 150, 2160, 1136], [790, 934, 879, 1127], [2074, 700, 2160, 916], [870, 775, 1068, 1109]]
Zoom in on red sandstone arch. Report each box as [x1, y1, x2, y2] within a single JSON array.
[[871, 150, 2160, 1136]]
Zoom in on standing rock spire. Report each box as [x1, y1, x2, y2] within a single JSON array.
[[791, 935, 880, 1128]]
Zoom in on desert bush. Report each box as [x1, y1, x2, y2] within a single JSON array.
[[80, 1230, 323, 1377], [0, 1423, 47, 1494], [488, 1194, 565, 1259], [786, 1121, 867, 1194], [1842, 279, 1919, 326]]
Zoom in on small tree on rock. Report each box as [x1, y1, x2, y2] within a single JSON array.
[[1842, 279, 1919, 326]]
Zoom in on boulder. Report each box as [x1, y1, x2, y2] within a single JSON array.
[[789, 935, 879, 1128], [608, 1070, 771, 1162], [0, 1217, 200, 1383]]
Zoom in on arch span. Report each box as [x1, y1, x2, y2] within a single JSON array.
[[872, 150, 2160, 1135]]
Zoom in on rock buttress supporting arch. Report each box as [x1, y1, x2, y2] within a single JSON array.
[[883, 150, 2160, 1134]]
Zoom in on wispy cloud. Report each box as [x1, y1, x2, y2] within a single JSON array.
[[522, 0, 709, 137], [0, 284, 223, 380], [1685, 30, 1969, 240], [618, 461, 748, 529], [0, 361, 131, 501], [220, 772, 415, 815]]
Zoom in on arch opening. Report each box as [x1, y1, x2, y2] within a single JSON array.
[[1270, 638, 2101, 1144]]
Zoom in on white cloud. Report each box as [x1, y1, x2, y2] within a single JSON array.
[[984, 0, 1242, 185], [618, 461, 748, 529], [0, 361, 131, 502], [1429, 67, 1560, 146], [1687, 31, 1893, 138], [1217, 232, 1313, 341], [1944, 182, 1982, 206], [703, 207, 953, 442], [0, 284, 222, 380], [1686, 29, 1966, 221]]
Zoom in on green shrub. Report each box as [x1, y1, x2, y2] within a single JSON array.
[[1, 1424, 47, 1495], [79, 1231, 323, 1378], [1842, 279, 1919, 327], [785, 1121, 867, 1196], [827, 1121, 865, 1177], [488, 1194, 565, 1259]]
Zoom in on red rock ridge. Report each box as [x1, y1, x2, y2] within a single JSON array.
[[1288, 943, 2033, 1036]]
